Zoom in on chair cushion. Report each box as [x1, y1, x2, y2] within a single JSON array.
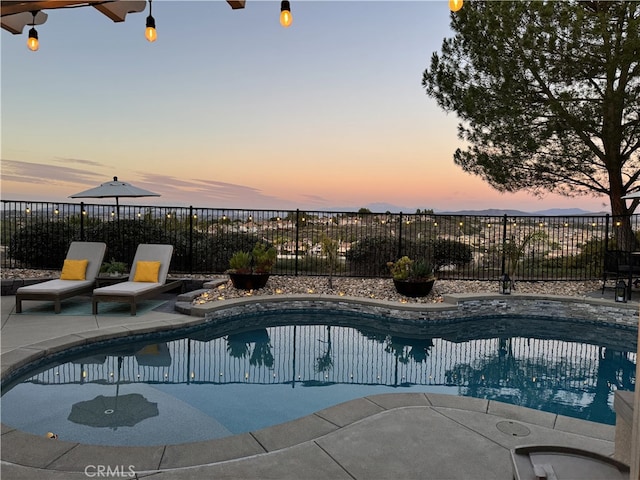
[[93, 281, 161, 296], [17, 279, 93, 294], [133, 261, 161, 283], [60, 259, 89, 280]]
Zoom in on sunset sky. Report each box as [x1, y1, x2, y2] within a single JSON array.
[[1, 1, 609, 213]]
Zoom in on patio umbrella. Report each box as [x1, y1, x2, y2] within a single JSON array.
[[69, 177, 160, 258], [68, 356, 159, 429], [69, 176, 160, 219]]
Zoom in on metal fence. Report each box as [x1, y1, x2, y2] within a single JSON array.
[[2, 200, 639, 281]]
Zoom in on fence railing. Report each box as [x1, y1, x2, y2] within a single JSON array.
[[2, 200, 639, 281]]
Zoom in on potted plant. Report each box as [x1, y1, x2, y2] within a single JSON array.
[[100, 258, 128, 277], [387, 256, 436, 297], [227, 242, 277, 290]]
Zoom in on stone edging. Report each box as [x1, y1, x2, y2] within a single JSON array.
[[189, 292, 639, 326]]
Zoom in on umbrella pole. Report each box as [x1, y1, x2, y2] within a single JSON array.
[[115, 197, 123, 260]]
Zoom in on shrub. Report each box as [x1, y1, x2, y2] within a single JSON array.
[[346, 237, 403, 276], [274, 255, 345, 275], [252, 242, 277, 273], [207, 233, 266, 273], [228, 251, 252, 272], [8, 221, 79, 268], [84, 219, 171, 264], [387, 256, 435, 281], [431, 238, 473, 272], [346, 236, 473, 276]]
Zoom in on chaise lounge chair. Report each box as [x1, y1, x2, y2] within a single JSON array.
[[92, 244, 181, 315], [15, 241, 107, 314]]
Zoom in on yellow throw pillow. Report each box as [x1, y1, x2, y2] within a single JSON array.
[[60, 259, 89, 280], [133, 261, 161, 283]]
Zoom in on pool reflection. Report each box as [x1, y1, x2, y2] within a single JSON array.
[[2, 313, 637, 445]]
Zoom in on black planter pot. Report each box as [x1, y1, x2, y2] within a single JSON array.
[[393, 279, 435, 297], [229, 273, 270, 290]]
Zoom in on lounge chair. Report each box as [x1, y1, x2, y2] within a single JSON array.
[[15, 241, 107, 314], [91, 244, 181, 315]]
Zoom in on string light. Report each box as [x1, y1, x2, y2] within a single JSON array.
[[27, 11, 39, 51], [145, 0, 157, 42], [449, 0, 463, 12], [280, 0, 292, 28]]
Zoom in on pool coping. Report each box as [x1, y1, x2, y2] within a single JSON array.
[[0, 392, 617, 474], [1, 293, 636, 473]]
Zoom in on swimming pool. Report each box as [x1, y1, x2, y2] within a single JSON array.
[[1, 310, 636, 446]]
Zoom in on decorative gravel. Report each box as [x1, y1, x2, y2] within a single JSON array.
[[1, 269, 601, 306], [192, 275, 602, 306], [1, 269, 62, 279]]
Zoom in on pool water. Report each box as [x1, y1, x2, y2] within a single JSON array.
[[1, 311, 636, 446]]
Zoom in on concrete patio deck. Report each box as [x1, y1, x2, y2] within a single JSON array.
[[0, 293, 628, 479]]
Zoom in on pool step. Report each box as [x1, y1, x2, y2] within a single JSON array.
[[174, 277, 229, 315]]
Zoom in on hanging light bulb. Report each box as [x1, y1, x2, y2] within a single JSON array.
[[27, 11, 39, 51], [145, 0, 157, 42], [280, 0, 292, 28], [27, 27, 39, 51], [449, 0, 463, 12]]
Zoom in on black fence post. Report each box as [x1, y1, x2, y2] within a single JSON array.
[[501, 214, 507, 276], [189, 205, 194, 274], [80, 202, 85, 241], [295, 209, 300, 276], [397, 212, 403, 259]]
